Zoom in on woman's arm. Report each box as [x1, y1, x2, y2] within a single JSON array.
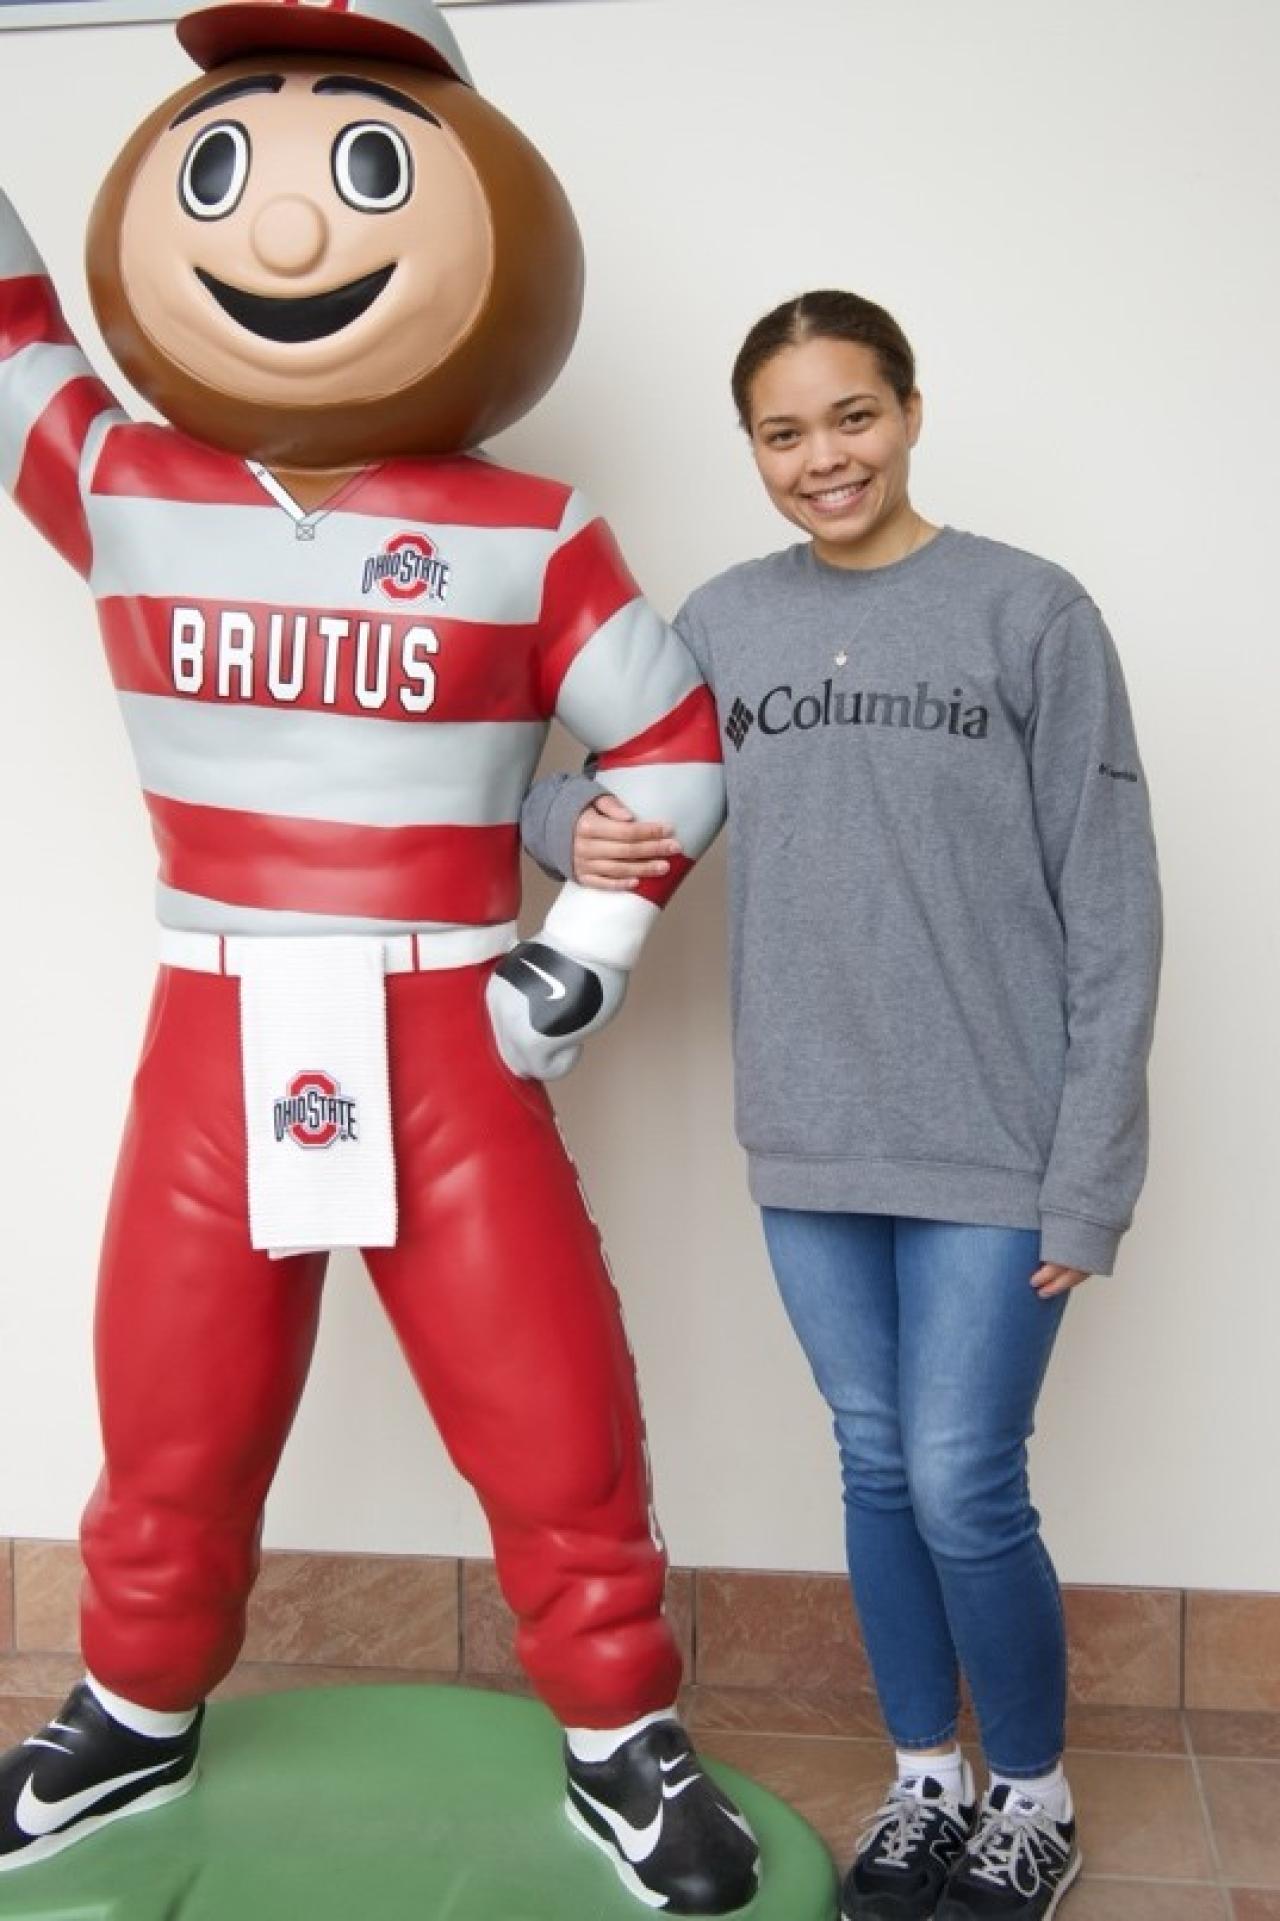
[[1029, 596, 1163, 1276], [519, 769, 611, 882], [520, 776, 681, 889]]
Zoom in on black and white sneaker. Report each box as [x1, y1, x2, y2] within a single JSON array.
[[565, 1718, 760, 1914], [0, 1683, 202, 1871], [841, 1766, 977, 1919], [937, 1783, 1082, 1919]]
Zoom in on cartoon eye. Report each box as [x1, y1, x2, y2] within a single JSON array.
[[180, 121, 250, 221], [332, 123, 413, 213]]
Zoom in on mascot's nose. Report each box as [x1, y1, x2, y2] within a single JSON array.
[[250, 196, 329, 277]]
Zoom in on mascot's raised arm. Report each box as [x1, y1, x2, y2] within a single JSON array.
[[0, 2, 755, 1912]]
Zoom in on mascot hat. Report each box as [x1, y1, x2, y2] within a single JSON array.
[[178, 0, 474, 87]]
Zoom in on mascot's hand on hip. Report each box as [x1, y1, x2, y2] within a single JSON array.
[[487, 941, 628, 1081]]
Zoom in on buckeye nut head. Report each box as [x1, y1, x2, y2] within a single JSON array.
[[85, 57, 585, 467]]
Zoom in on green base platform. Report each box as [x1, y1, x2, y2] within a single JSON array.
[[0, 1686, 837, 1920]]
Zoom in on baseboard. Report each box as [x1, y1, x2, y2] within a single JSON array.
[[0, 1541, 1273, 1714]]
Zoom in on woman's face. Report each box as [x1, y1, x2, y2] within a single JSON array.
[[746, 337, 922, 562]]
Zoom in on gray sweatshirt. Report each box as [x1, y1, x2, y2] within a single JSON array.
[[521, 529, 1162, 1275]]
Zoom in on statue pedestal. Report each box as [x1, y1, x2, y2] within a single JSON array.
[[0, 1685, 837, 1918]]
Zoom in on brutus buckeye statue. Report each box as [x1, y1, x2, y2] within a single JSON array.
[[0, 0, 758, 1910]]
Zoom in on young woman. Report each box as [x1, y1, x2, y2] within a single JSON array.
[[520, 291, 1162, 1921]]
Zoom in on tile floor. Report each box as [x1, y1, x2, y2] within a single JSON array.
[[0, 1685, 1275, 1917], [680, 1695, 1280, 1920]]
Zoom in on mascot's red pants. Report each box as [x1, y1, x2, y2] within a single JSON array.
[[79, 960, 680, 1726]]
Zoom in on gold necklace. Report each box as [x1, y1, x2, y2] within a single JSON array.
[[821, 514, 929, 670]]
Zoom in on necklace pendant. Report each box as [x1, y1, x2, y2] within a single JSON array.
[[834, 649, 849, 668]]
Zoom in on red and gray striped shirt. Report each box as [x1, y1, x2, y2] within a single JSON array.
[[0, 189, 724, 949]]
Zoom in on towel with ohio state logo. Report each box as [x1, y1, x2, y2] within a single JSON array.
[[234, 937, 396, 1256]]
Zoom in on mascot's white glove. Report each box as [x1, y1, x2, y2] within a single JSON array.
[[486, 937, 629, 1082]]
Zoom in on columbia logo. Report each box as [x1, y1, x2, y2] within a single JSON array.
[[725, 699, 755, 751]]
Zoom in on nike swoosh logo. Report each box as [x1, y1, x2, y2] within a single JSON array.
[[571, 1784, 663, 1864], [662, 1777, 698, 1802], [570, 1771, 705, 1866], [724, 1804, 758, 1843], [517, 958, 567, 1001], [15, 1761, 173, 1838]]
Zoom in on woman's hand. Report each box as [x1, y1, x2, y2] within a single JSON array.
[[1031, 1263, 1092, 1298], [572, 793, 683, 890]]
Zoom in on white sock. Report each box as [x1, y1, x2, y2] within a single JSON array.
[[566, 1705, 678, 1765], [989, 1763, 1073, 1824], [86, 1674, 198, 1739], [896, 1745, 969, 1801]]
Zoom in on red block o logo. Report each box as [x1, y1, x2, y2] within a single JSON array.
[[381, 532, 437, 602], [285, 1070, 341, 1148]]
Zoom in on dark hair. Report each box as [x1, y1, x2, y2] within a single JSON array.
[[730, 290, 916, 431]]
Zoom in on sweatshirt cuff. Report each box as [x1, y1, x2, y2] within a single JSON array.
[[544, 776, 609, 882], [1039, 1211, 1122, 1277]]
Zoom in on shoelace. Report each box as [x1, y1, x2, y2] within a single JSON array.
[[967, 1804, 1064, 1889], [855, 1787, 937, 1868]]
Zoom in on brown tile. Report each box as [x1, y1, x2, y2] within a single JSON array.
[[696, 1728, 888, 1869], [1066, 1887, 1226, 1920], [1232, 1895, 1280, 1919], [13, 1541, 82, 1653], [1187, 1596, 1280, 1713], [666, 1568, 695, 1673], [1063, 1586, 1183, 1709], [1198, 1759, 1280, 1886], [0, 1696, 61, 1747], [13, 1543, 461, 1673], [1189, 1713, 1280, 1761], [0, 1653, 84, 1698], [1065, 1752, 1215, 1880], [461, 1559, 693, 1682], [956, 1698, 1184, 1756], [0, 1544, 12, 1653], [461, 1559, 514, 1677], [694, 1571, 871, 1695], [241, 1550, 458, 1671], [213, 1662, 456, 1698], [1066, 1706, 1189, 1755], [687, 1684, 888, 1740]]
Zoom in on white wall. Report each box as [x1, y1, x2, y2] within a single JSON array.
[[0, 0, 1276, 1590]]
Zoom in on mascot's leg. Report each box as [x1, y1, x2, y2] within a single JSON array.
[[363, 963, 760, 1916], [0, 966, 327, 1873]]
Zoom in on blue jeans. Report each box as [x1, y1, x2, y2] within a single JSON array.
[[760, 1210, 1068, 1776]]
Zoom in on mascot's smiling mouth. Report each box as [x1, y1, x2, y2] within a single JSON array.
[[194, 264, 396, 343]]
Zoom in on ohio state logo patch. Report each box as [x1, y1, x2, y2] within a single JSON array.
[[361, 532, 451, 604], [274, 1071, 359, 1149]]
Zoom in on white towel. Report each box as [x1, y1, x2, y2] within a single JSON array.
[[234, 938, 397, 1258]]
